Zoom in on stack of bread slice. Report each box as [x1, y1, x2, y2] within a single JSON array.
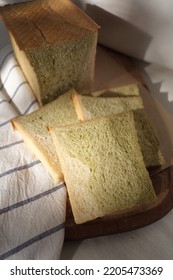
[[49, 111, 156, 224], [12, 84, 164, 224], [73, 90, 165, 168]]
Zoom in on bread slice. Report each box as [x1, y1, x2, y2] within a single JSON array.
[[92, 83, 140, 97], [73, 93, 144, 121], [11, 88, 78, 183], [0, 0, 100, 105], [73, 93, 165, 168], [50, 111, 156, 224]]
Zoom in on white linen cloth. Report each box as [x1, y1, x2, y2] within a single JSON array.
[[0, 44, 66, 260]]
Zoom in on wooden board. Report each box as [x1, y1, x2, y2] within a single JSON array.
[[65, 166, 173, 240], [64, 51, 173, 240]]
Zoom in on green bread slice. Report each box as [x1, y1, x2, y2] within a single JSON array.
[[50, 111, 156, 224], [11, 88, 78, 183], [73, 93, 165, 168], [92, 84, 140, 97]]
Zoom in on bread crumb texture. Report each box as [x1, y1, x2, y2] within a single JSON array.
[[0, 0, 99, 105], [73, 93, 165, 167], [51, 111, 156, 224], [92, 84, 140, 97], [12, 89, 78, 183]]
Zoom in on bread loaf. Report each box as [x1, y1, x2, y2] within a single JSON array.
[[50, 111, 156, 224], [73, 92, 165, 168], [11, 88, 78, 183], [0, 0, 99, 105]]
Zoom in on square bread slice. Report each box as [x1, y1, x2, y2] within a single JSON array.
[[50, 111, 156, 224], [92, 83, 140, 97], [0, 0, 100, 105], [73, 93, 165, 168], [11, 88, 78, 183]]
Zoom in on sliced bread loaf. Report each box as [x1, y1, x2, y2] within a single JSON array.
[[50, 111, 156, 224], [73, 93, 165, 168], [0, 0, 99, 105], [11, 88, 78, 183]]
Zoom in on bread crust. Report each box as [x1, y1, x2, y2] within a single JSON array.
[[0, 0, 100, 50]]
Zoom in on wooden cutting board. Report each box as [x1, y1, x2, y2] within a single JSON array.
[[64, 50, 173, 240], [65, 166, 173, 240]]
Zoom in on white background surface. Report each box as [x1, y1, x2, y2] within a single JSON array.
[[72, 0, 173, 70], [1, 0, 173, 260]]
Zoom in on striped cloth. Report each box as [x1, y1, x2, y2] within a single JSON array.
[[0, 45, 66, 260]]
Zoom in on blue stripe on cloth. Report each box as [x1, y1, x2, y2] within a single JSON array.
[[9, 81, 28, 103], [0, 140, 24, 150], [0, 99, 9, 105], [0, 183, 64, 215], [0, 223, 65, 260], [0, 119, 11, 127], [0, 50, 13, 71], [0, 64, 19, 91], [0, 160, 41, 179], [23, 100, 38, 115]]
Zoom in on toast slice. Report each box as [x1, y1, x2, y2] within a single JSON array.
[[92, 83, 140, 97], [50, 111, 156, 224], [11, 88, 78, 183], [73, 93, 165, 168]]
